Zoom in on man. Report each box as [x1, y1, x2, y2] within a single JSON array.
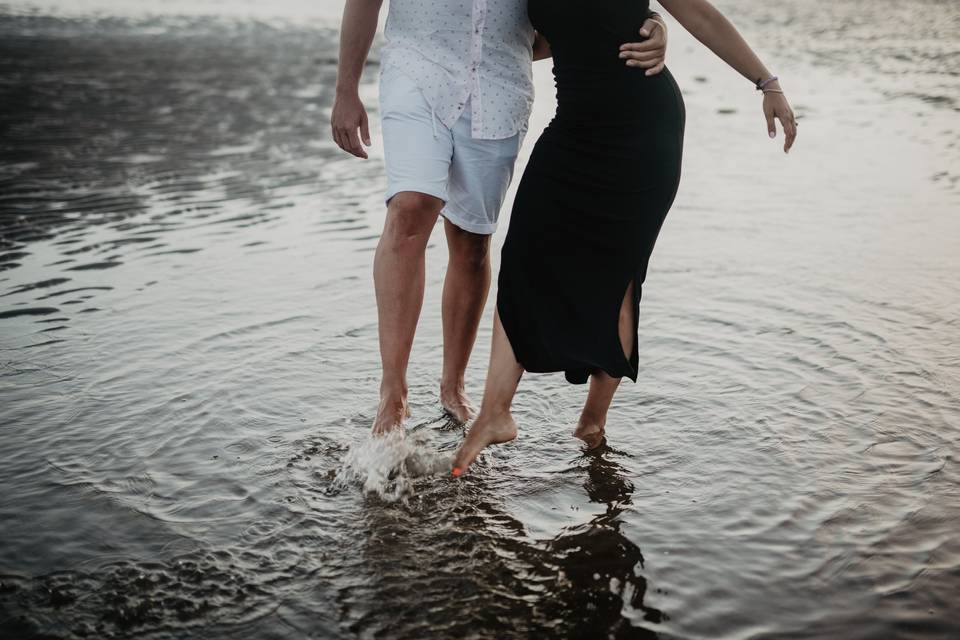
[[332, 0, 668, 434]]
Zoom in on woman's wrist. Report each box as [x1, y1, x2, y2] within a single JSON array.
[[755, 75, 779, 91], [759, 78, 783, 95]]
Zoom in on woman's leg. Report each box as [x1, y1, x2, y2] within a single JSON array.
[[573, 372, 622, 449], [451, 309, 523, 475], [573, 281, 635, 449]]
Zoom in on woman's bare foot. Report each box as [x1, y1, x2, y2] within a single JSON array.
[[371, 395, 411, 436], [451, 411, 518, 476], [573, 419, 606, 451], [440, 384, 478, 424]]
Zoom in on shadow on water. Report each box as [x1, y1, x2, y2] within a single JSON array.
[[545, 447, 666, 638]]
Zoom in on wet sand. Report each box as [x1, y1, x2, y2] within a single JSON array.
[[2, 1, 960, 638]]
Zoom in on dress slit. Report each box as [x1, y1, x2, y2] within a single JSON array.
[[615, 275, 640, 382]]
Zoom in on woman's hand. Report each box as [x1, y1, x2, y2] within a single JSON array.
[[762, 84, 798, 153]]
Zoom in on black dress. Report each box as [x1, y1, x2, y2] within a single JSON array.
[[497, 0, 686, 385]]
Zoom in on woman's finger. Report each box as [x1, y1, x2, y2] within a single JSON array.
[[782, 113, 798, 153], [765, 109, 777, 139]]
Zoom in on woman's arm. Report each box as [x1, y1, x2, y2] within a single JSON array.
[[657, 0, 798, 153]]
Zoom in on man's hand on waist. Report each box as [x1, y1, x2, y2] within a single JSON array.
[[618, 13, 668, 76]]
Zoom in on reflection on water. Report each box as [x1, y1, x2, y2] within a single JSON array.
[[1, 1, 960, 639], [543, 449, 666, 638]]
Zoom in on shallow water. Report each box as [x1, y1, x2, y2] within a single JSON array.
[[1, 1, 959, 638]]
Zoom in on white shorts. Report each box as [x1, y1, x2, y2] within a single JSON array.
[[379, 67, 525, 235]]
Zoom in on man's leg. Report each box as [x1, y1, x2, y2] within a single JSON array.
[[372, 190, 445, 434], [439, 219, 491, 422], [440, 111, 523, 423]]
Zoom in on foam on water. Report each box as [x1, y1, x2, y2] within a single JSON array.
[[334, 428, 454, 502]]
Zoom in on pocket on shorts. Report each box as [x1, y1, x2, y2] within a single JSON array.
[[378, 66, 424, 118], [515, 125, 528, 154]]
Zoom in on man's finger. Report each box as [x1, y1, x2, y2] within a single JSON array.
[[620, 41, 662, 52], [360, 113, 371, 147], [645, 62, 665, 77], [625, 53, 665, 69], [341, 126, 359, 155], [626, 59, 661, 69], [335, 127, 353, 156], [620, 50, 662, 62], [638, 18, 660, 38], [345, 128, 367, 159], [336, 129, 354, 156]]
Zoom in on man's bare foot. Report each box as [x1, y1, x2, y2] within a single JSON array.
[[372, 395, 411, 436], [451, 411, 518, 476], [440, 384, 477, 424], [573, 419, 606, 451]]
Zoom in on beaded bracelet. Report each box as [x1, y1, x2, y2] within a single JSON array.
[[755, 75, 779, 91]]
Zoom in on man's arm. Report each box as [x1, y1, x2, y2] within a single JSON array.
[[534, 16, 667, 71], [332, 0, 383, 159], [618, 13, 668, 76], [532, 32, 552, 61]]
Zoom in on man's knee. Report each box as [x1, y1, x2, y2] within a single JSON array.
[[384, 191, 443, 249], [448, 226, 491, 273]]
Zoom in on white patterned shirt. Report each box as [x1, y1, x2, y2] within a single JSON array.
[[380, 0, 535, 140]]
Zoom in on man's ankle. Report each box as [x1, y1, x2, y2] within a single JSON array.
[[379, 386, 408, 405], [439, 378, 466, 396]]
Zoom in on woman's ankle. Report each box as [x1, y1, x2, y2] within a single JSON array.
[[577, 411, 606, 430], [476, 405, 513, 425]]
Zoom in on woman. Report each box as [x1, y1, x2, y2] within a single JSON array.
[[451, 0, 798, 476]]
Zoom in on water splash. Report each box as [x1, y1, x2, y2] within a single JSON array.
[[333, 429, 453, 502]]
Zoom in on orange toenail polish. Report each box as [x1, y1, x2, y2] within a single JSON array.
[[451, 467, 462, 477]]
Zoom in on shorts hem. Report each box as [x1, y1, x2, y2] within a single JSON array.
[[441, 209, 498, 235], [385, 184, 448, 207]]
